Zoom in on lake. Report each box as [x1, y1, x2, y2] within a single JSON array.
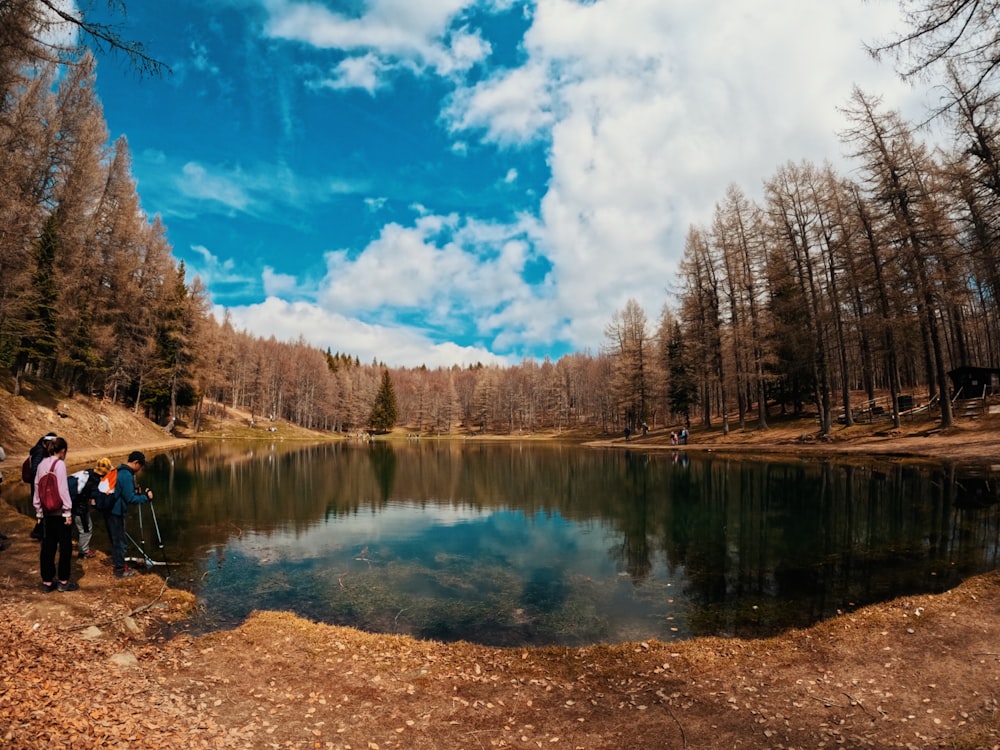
[[14, 441, 1000, 647]]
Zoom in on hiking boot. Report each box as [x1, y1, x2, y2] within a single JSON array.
[[115, 568, 137, 579], [56, 581, 79, 592], [39, 582, 55, 594]]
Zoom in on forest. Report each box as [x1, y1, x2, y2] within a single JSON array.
[[2, 1, 999, 438]]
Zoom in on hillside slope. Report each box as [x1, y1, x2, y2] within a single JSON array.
[[0, 377, 335, 481]]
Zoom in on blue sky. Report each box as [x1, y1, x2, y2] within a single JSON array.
[[83, 0, 931, 368]]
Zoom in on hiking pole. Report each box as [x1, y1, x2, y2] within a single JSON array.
[[138, 502, 146, 548], [125, 530, 155, 569], [149, 501, 163, 551], [148, 500, 170, 581]]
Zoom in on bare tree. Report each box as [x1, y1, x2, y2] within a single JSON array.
[[867, 0, 1000, 105]]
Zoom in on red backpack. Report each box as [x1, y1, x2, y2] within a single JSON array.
[[37, 463, 63, 514]]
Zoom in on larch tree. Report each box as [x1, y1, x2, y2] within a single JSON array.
[[868, 0, 1000, 108], [764, 162, 836, 434], [604, 298, 652, 434], [678, 227, 726, 431], [841, 88, 955, 427]]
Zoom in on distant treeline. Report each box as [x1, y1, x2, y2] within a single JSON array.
[[2, 4, 1000, 436]]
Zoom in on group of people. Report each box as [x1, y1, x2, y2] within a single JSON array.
[[24, 433, 154, 593]]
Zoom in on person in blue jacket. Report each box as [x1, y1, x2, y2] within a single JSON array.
[[103, 450, 154, 579]]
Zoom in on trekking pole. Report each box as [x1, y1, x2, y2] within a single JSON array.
[[149, 501, 163, 550], [138, 503, 145, 547], [149, 501, 170, 581], [125, 530, 154, 569]]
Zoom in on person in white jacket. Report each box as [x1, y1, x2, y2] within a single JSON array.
[[33, 436, 78, 593]]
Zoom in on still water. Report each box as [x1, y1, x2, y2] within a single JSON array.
[[22, 441, 1000, 647]]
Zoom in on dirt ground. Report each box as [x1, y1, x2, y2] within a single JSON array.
[[3, 386, 1000, 749]]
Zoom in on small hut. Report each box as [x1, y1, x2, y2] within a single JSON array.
[[947, 366, 1000, 398]]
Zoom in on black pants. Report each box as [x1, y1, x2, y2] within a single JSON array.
[[39, 515, 73, 583], [103, 511, 127, 570]]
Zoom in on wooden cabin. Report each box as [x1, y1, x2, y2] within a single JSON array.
[[947, 366, 1000, 398]]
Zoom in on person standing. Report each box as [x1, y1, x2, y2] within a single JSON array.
[[70, 457, 112, 560], [102, 450, 153, 579], [33, 436, 78, 593], [26, 433, 57, 541]]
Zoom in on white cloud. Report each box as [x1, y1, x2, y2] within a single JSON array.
[[440, 0, 925, 352], [171, 159, 367, 220], [179, 162, 253, 212], [262, 266, 299, 296], [189, 40, 221, 75], [318, 214, 535, 325], [209, 0, 935, 365], [318, 53, 388, 93], [264, 0, 490, 88], [218, 297, 509, 368], [184, 245, 256, 299], [444, 62, 556, 145]]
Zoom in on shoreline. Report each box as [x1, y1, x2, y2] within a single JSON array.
[[3, 426, 1000, 747]]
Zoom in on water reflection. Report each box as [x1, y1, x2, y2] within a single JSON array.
[[15, 441, 999, 647]]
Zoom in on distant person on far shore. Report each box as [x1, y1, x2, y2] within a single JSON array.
[[33, 436, 79, 593]]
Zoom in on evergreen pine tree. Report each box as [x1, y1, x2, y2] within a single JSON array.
[[369, 369, 398, 433]]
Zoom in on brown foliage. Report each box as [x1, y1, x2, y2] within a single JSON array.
[[3, 384, 1000, 748]]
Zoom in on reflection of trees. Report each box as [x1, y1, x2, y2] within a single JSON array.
[[143, 442, 1000, 637], [367, 443, 397, 504], [612, 452, 652, 582], [946, 464, 1000, 565]]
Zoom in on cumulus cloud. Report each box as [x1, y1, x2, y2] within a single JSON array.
[[317, 53, 389, 93], [444, 62, 556, 145], [439, 0, 921, 351], [318, 214, 537, 328], [207, 0, 930, 364], [263, 266, 299, 296], [219, 297, 509, 368]]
